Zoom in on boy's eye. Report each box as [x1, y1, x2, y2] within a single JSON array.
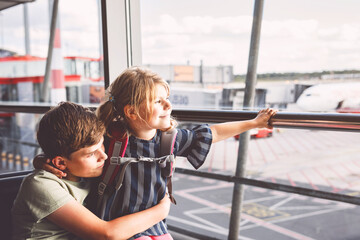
[[88, 152, 95, 157]]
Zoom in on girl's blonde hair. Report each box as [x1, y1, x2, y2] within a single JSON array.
[[96, 67, 177, 137]]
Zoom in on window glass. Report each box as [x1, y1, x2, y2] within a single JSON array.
[[140, 0, 253, 110], [171, 176, 360, 240], [140, 0, 360, 113], [140, 2, 360, 238], [0, 0, 103, 174], [0, 112, 39, 174], [1, 2, 360, 239], [0, 0, 104, 105]]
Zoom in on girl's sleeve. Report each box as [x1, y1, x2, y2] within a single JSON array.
[[175, 124, 213, 169]]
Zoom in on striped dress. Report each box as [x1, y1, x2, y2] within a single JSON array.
[[103, 125, 212, 239]]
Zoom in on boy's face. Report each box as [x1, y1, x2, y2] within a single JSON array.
[[64, 137, 107, 182]]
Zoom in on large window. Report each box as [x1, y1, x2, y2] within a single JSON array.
[[1, 1, 360, 239], [139, 1, 360, 239]]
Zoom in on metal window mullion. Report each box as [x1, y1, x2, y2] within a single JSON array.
[[128, 0, 142, 66], [100, 0, 130, 86], [229, 1, 264, 239], [100, 0, 141, 87], [124, 0, 132, 67]]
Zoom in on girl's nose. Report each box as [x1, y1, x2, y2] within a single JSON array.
[[164, 99, 172, 109]]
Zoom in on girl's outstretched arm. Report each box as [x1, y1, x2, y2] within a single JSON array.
[[210, 108, 277, 143]]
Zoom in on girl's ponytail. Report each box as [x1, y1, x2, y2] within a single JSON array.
[[96, 100, 117, 132], [96, 90, 129, 138]]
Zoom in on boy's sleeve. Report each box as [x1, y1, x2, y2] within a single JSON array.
[[17, 171, 75, 221], [175, 124, 213, 169]]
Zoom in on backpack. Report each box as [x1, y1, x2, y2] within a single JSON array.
[[95, 128, 177, 219]]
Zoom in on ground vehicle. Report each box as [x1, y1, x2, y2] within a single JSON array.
[[234, 128, 273, 140]]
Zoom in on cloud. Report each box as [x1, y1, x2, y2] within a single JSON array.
[[142, 14, 252, 72], [60, 0, 99, 31], [143, 14, 252, 35], [2, 0, 360, 74], [142, 15, 325, 73], [142, 13, 360, 74], [262, 19, 318, 39], [0, 0, 100, 58], [339, 24, 359, 41]]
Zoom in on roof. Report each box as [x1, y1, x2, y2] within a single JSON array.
[[0, 0, 35, 11], [0, 55, 45, 61]]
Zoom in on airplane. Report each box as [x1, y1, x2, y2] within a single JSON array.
[[296, 82, 360, 113]]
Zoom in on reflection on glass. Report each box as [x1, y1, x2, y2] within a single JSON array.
[[0, 112, 39, 173]]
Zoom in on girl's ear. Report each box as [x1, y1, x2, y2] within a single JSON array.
[[51, 156, 67, 171], [124, 105, 137, 120]]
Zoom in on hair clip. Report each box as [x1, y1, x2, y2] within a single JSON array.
[[109, 95, 115, 102]]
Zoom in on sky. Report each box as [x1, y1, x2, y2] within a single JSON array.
[[1, 0, 360, 74]]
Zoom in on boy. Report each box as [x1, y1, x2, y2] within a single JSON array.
[[11, 102, 170, 240]]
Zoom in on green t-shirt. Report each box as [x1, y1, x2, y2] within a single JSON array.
[[11, 170, 91, 240]]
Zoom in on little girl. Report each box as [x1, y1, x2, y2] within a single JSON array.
[[95, 67, 277, 240], [37, 67, 276, 240]]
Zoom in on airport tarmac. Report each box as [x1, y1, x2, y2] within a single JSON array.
[[170, 128, 360, 239]]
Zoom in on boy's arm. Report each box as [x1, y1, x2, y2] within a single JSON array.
[[47, 195, 171, 240], [210, 108, 277, 143]]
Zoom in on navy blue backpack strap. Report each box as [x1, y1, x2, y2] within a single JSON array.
[[160, 128, 177, 204]]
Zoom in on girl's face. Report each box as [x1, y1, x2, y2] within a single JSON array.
[[146, 83, 172, 130]]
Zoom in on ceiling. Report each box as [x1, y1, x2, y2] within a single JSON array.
[[0, 0, 35, 11]]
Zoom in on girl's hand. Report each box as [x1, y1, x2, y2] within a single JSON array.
[[254, 108, 277, 129], [33, 154, 67, 178]]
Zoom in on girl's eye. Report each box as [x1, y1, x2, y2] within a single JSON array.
[[155, 100, 161, 104]]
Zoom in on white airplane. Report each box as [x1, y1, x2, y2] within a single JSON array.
[[296, 82, 360, 112]]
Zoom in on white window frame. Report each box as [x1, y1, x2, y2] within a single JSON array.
[[100, 0, 142, 87]]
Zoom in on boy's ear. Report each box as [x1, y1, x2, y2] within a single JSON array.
[[51, 156, 67, 171], [124, 105, 137, 120]]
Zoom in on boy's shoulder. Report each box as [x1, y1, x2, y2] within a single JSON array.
[[24, 169, 59, 183], [24, 170, 90, 189], [26, 169, 62, 181], [15, 170, 90, 213], [13, 170, 71, 216], [20, 170, 65, 194], [21, 170, 91, 195]]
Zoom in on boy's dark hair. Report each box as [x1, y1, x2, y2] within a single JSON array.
[[37, 102, 105, 159]]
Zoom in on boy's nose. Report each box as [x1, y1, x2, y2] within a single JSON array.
[[99, 149, 108, 161]]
